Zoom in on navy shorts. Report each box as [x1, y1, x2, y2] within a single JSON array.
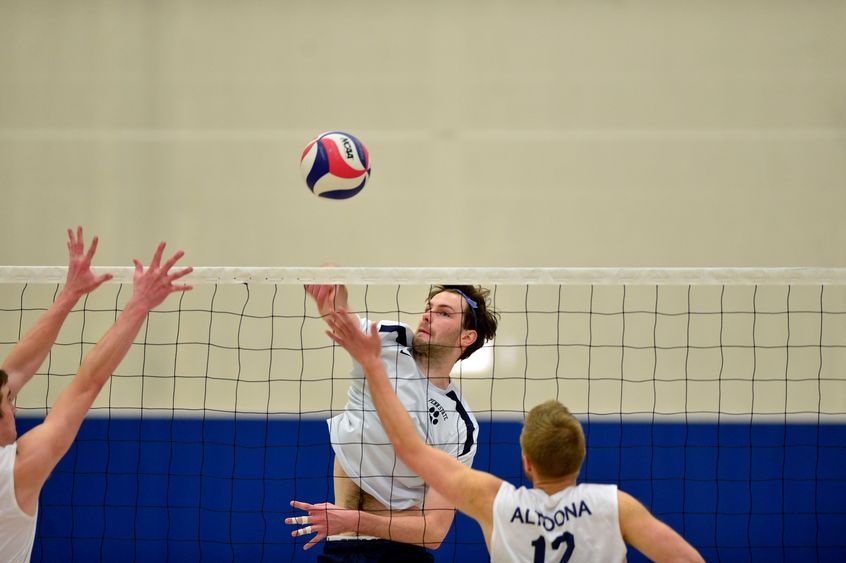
[[317, 538, 434, 563]]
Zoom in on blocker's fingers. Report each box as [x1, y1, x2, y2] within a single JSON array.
[[293, 525, 313, 537]]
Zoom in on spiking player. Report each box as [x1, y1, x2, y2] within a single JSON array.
[[0, 228, 192, 562], [287, 283, 498, 562], [322, 308, 705, 563]]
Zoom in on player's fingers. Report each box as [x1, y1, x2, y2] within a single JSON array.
[[291, 525, 313, 537], [91, 273, 113, 289], [85, 235, 99, 261], [76, 226, 84, 251], [303, 533, 323, 550], [168, 265, 193, 282], [290, 500, 314, 511], [161, 250, 185, 273], [150, 241, 166, 268]]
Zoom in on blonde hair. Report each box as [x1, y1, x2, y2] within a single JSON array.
[[519, 401, 585, 478]]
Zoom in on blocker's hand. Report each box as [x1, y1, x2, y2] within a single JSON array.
[[64, 226, 112, 296], [285, 500, 360, 550]]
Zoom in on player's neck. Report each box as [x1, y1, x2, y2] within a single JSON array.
[[425, 371, 451, 389], [531, 475, 577, 496], [417, 362, 452, 389], [413, 352, 455, 389]]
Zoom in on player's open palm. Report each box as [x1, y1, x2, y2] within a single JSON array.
[[64, 226, 112, 296], [129, 242, 193, 311], [326, 310, 380, 368]]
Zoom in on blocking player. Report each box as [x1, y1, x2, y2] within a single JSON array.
[[286, 283, 498, 561], [0, 229, 192, 562], [322, 308, 705, 563]]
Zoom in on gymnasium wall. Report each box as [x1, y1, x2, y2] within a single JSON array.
[[2, 1, 845, 561], [0, 0, 844, 268]]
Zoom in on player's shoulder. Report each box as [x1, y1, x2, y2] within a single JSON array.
[[372, 319, 414, 348], [569, 483, 622, 515], [574, 482, 619, 498], [439, 383, 478, 423]]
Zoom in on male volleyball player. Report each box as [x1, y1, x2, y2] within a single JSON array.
[[0, 228, 192, 562], [287, 283, 498, 561], [321, 308, 705, 563]]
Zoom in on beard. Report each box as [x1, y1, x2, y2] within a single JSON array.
[[412, 332, 456, 365]]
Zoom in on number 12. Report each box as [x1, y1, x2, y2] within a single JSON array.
[[531, 531, 575, 562]]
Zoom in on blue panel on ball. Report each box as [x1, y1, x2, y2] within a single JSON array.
[[318, 174, 368, 200], [306, 141, 329, 191]]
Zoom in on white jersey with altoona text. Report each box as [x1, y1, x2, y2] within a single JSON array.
[[490, 482, 627, 563]]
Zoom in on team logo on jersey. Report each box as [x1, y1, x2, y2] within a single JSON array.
[[428, 398, 448, 425]]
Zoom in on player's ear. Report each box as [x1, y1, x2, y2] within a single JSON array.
[[521, 452, 533, 479], [460, 329, 477, 347]]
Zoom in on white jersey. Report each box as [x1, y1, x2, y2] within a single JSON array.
[[490, 482, 626, 563], [328, 318, 478, 510], [0, 443, 37, 563]]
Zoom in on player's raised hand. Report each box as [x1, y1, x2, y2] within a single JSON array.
[[326, 309, 381, 369], [64, 226, 112, 296], [305, 283, 349, 318], [128, 242, 193, 311]]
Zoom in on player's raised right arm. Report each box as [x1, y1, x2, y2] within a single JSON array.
[[13, 243, 192, 515]]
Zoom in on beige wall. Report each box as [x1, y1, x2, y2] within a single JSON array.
[[1, 0, 844, 269]]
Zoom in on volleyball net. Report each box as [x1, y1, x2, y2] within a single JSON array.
[[3, 267, 845, 562]]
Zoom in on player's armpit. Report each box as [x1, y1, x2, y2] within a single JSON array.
[[13, 420, 73, 515]]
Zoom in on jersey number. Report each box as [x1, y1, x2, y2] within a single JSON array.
[[531, 532, 575, 563]]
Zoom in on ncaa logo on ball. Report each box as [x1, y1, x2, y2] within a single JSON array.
[[300, 131, 371, 200]]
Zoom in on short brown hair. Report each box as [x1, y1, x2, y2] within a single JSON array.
[[428, 285, 499, 360], [520, 401, 585, 478]]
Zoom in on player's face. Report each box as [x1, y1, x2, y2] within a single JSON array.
[[414, 291, 467, 353], [0, 384, 17, 446]]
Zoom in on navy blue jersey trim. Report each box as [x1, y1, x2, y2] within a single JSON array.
[[445, 390, 476, 457], [378, 323, 408, 347]]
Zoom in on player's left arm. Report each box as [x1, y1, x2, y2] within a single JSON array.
[[2, 227, 112, 396], [287, 486, 455, 550], [326, 310, 503, 528], [14, 244, 191, 514]]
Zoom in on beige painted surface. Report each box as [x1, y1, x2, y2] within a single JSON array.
[[1, 1, 844, 268], [1, 1, 844, 417]]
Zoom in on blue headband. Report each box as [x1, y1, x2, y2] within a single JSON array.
[[451, 289, 478, 330]]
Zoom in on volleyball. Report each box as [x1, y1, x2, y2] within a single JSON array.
[[300, 131, 371, 199]]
